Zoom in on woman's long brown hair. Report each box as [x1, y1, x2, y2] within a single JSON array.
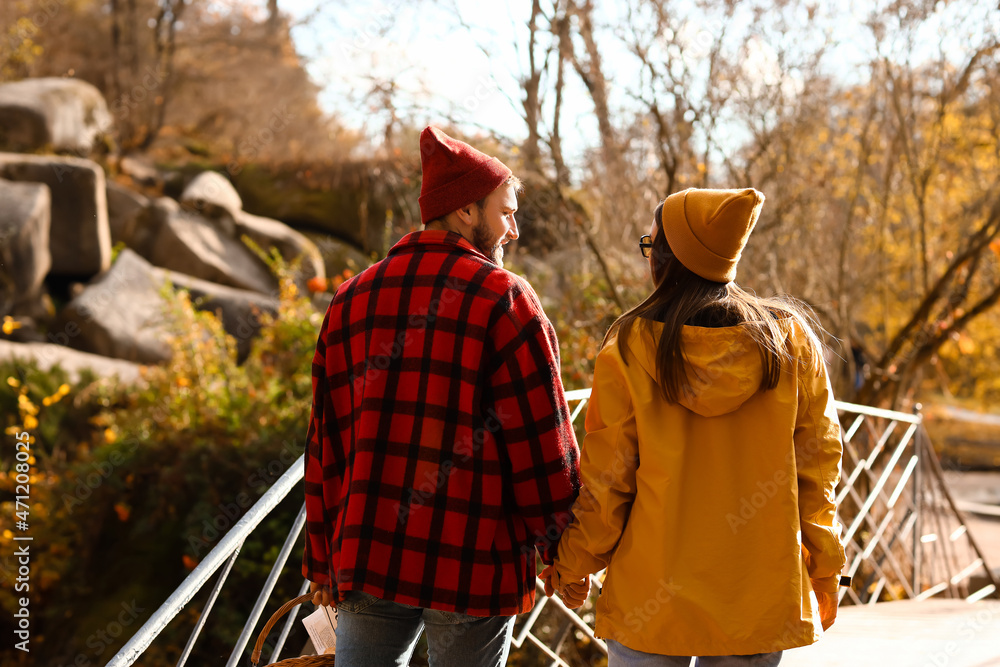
[[605, 201, 825, 403]]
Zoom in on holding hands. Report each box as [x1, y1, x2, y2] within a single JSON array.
[[540, 564, 591, 609]]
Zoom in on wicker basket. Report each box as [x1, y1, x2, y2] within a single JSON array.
[[250, 593, 336, 666]]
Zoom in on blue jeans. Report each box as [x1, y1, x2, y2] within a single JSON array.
[[607, 639, 782, 667], [334, 591, 515, 667]]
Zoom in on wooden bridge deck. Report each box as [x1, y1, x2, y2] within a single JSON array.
[[781, 599, 1000, 666]]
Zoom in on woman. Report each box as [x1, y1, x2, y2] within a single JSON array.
[[547, 188, 846, 666]]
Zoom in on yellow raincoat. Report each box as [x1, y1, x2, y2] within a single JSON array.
[[553, 317, 846, 656]]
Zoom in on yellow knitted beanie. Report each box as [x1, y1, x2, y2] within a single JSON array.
[[660, 187, 765, 283]]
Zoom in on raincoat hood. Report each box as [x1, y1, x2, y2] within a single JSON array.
[[628, 318, 790, 417]]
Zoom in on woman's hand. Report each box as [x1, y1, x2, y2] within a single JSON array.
[[540, 565, 591, 609], [310, 581, 335, 607], [559, 577, 591, 608]]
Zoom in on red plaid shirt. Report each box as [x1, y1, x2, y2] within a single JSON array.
[[303, 229, 581, 616]]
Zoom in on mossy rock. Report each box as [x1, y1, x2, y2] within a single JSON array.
[[231, 161, 410, 256]]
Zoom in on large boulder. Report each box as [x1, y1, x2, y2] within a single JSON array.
[[300, 230, 372, 279], [55, 249, 282, 364], [129, 196, 175, 259], [0, 340, 143, 384], [146, 207, 277, 294], [180, 171, 243, 224], [0, 179, 51, 318], [119, 155, 163, 188], [166, 271, 279, 360], [235, 210, 325, 286], [0, 153, 111, 277], [56, 250, 172, 363], [232, 161, 400, 255], [106, 180, 150, 247], [0, 77, 112, 154]]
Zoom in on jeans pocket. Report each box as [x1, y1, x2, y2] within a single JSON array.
[[337, 590, 380, 614]]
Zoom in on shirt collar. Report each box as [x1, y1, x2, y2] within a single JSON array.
[[388, 228, 490, 262]]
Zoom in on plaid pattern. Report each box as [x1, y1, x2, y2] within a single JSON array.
[[303, 229, 581, 616]]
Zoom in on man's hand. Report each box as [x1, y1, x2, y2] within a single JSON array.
[[310, 581, 335, 607], [540, 564, 557, 597], [816, 591, 838, 631]]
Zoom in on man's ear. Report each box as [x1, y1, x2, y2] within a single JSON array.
[[454, 204, 476, 229]]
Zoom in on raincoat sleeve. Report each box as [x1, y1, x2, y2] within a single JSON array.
[[794, 343, 847, 594], [553, 346, 638, 585]]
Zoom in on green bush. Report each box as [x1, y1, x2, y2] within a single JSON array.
[[0, 254, 320, 666]]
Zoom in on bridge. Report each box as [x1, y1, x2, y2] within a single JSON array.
[[106, 391, 1000, 667]]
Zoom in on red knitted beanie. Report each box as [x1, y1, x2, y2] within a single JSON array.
[[418, 126, 513, 224]]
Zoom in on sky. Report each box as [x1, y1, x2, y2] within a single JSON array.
[[281, 0, 538, 142], [253, 0, 1000, 160]]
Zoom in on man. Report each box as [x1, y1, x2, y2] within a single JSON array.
[[303, 126, 581, 666]]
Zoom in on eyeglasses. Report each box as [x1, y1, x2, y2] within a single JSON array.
[[639, 235, 653, 258]]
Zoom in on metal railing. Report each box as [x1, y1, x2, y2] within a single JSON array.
[[834, 403, 999, 606], [107, 392, 998, 667]]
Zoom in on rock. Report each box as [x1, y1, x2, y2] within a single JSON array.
[[232, 161, 400, 255], [235, 211, 325, 286], [181, 171, 242, 225], [56, 249, 172, 364], [128, 196, 175, 259], [119, 156, 163, 188], [166, 271, 279, 360], [301, 230, 372, 279], [0, 77, 112, 154], [147, 207, 277, 294], [55, 248, 282, 365], [0, 340, 143, 384], [0, 179, 51, 318], [0, 152, 111, 277], [106, 180, 150, 247], [0, 316, 48, 344]]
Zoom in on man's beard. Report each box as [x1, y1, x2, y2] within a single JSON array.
[[472, 218, 504, 266]]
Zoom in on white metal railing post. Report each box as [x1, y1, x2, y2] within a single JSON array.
[[107, 456, 305, 667]]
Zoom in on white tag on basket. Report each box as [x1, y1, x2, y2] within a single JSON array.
[[302, 606, 337, 655]]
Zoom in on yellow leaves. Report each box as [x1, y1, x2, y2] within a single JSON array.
[[6, 376, 19, 388], [957, 333, 976, 355], [41, 383, 70, 406], [104, 428, 117, 445], [990, 239, 1000, 257], [2, 316, 21, 335], [23, 414, 38, 430], [18, 393, 39, 416]]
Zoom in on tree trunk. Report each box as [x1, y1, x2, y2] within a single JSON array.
[[521, 0, 544, 173]]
